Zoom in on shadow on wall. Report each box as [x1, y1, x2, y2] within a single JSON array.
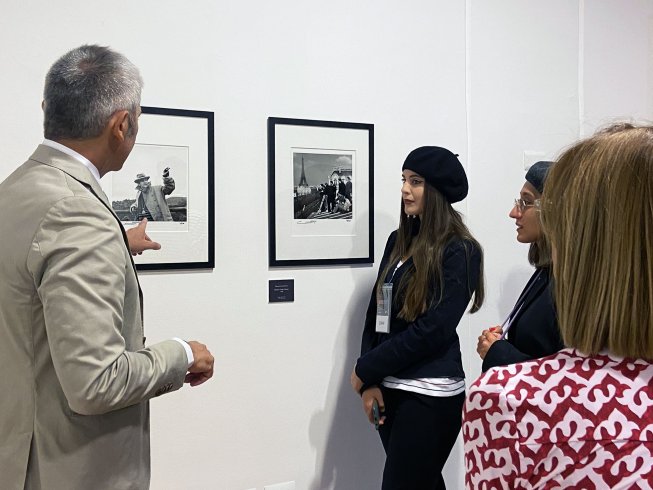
[[308, 209, 392, 490], [308, 279, 384, 490]]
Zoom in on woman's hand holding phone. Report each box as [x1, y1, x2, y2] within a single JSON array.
[[361, 387, 385, 429]]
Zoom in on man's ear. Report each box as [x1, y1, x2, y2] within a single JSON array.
[[109, 110, 130, 142]]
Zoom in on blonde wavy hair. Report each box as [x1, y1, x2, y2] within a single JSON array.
[[541, 123, 653, 358]]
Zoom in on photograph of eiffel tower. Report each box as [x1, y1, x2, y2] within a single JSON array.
[[293, 152, 353, 220]]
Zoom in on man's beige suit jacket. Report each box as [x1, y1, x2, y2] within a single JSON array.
[[0, 145, 188, 490]]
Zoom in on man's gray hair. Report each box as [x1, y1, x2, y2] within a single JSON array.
[[43, 45, 142, 140]]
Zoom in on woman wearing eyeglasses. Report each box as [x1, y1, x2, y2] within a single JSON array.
[[476, 161, 563, 371], [465, 123, 653, 488]]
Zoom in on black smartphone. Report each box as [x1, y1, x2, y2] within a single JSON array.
[[372, 399, 381, 430]]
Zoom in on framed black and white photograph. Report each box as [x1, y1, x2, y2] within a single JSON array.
[[104, 106, 214, 270], [268, 117, 374, 266]]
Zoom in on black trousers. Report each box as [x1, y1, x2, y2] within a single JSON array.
[[378, 387, 465, 490]]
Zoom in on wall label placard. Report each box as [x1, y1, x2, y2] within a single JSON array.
[[269, 279, 295, 303]]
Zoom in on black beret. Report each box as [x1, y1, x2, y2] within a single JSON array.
[[402, 146, 468, 203], [525, 161, 554, 194]]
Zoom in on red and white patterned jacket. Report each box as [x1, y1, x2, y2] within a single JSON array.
[[463, 348, 653, 489]]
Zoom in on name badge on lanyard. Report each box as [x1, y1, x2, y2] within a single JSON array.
[[375, 283, 393, 333]]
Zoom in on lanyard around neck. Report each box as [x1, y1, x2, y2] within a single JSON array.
[[500, 268, 544, 339]]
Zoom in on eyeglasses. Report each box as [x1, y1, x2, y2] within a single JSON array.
[[513, 198, 541, 213]]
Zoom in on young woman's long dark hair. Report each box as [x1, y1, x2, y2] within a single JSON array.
[[377, 183, 484, 322]]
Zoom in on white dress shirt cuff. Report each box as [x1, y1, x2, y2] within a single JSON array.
[[172, 338, 194, 369]]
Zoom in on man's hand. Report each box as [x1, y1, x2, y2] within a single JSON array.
[[185, 341, 214, 387], [362, 387, 386, 426], [477, 326, 502, 359], [125, 219, 161, 256]]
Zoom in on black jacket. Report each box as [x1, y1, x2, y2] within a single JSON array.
[[482, 267, 562, 372], [355, 231, 481, 387]]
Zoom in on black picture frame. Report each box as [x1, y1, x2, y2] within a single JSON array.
[[268, 117, 374, 267], [108, 106, 215, 271]]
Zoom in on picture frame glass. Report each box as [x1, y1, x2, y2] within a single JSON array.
[[269, 118, 373, 266], [103, 107, 214, 270]]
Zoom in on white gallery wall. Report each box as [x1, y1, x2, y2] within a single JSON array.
[[0, 1, 651, 489]]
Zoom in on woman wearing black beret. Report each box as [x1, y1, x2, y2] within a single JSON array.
[[476, 161, 563, 371], [350, 146, 485, 490]]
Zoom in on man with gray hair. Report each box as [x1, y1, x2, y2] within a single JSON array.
[[0, 45, 214, 490]]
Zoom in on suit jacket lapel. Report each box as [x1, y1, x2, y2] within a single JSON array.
[[510, 268, 549, 327], [30, 145, 144, 320]]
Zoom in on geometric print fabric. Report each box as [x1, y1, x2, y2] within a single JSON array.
[[463, 348, 653, 489]]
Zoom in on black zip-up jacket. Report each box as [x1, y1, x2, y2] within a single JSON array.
[[482, 267, 562, 372]]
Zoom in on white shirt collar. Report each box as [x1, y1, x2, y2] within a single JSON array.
[[41, 139, 101, 184]]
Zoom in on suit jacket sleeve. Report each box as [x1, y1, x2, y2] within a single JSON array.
[[356, 240, 480, 384], [482, 270, 561, 372], [26, 194, 188, 415]]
